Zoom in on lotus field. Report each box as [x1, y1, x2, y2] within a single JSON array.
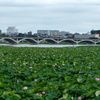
[[0, 46, 100, 100]]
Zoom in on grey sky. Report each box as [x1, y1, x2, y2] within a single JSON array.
[[0, 0, 100, 33]]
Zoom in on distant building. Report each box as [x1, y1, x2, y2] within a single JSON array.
[[91, 29, 100, 34], [49, 30, 59, 36], [0, 30, 2, 34], [58, 31, 73, 38], [28, 31, 32, 35], [37, 30, 48, 36], [74, 34, 99, 39], [58, 31, 66, 37], [94, 33, 100, 37], [37, 30, 59, 37], [7, 26, 18, 36]]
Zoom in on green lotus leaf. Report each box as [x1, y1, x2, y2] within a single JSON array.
[[77, 77, 83, 83], [7, 94, 21, 100], [95, 90, 100, 97], [0, 82, 5, 87]]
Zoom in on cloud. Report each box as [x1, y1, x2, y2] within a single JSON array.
[[0, 0, 100, 7], [0, 0, 100, 33]]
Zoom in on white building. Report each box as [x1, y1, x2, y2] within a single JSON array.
[[49, 30, 59, 36], [37, 30, 59, 37], [7, 26, 18, 36]]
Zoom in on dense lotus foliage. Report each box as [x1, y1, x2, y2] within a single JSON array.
[[0, 46, 100, 100]]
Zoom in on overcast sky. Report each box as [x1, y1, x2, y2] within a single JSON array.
[[0, 0, 100, 34]]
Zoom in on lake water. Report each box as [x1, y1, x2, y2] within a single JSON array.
[[0, 44, 99, 47]]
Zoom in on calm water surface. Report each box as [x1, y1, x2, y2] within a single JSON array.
[[0, 44, 99, 47]]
